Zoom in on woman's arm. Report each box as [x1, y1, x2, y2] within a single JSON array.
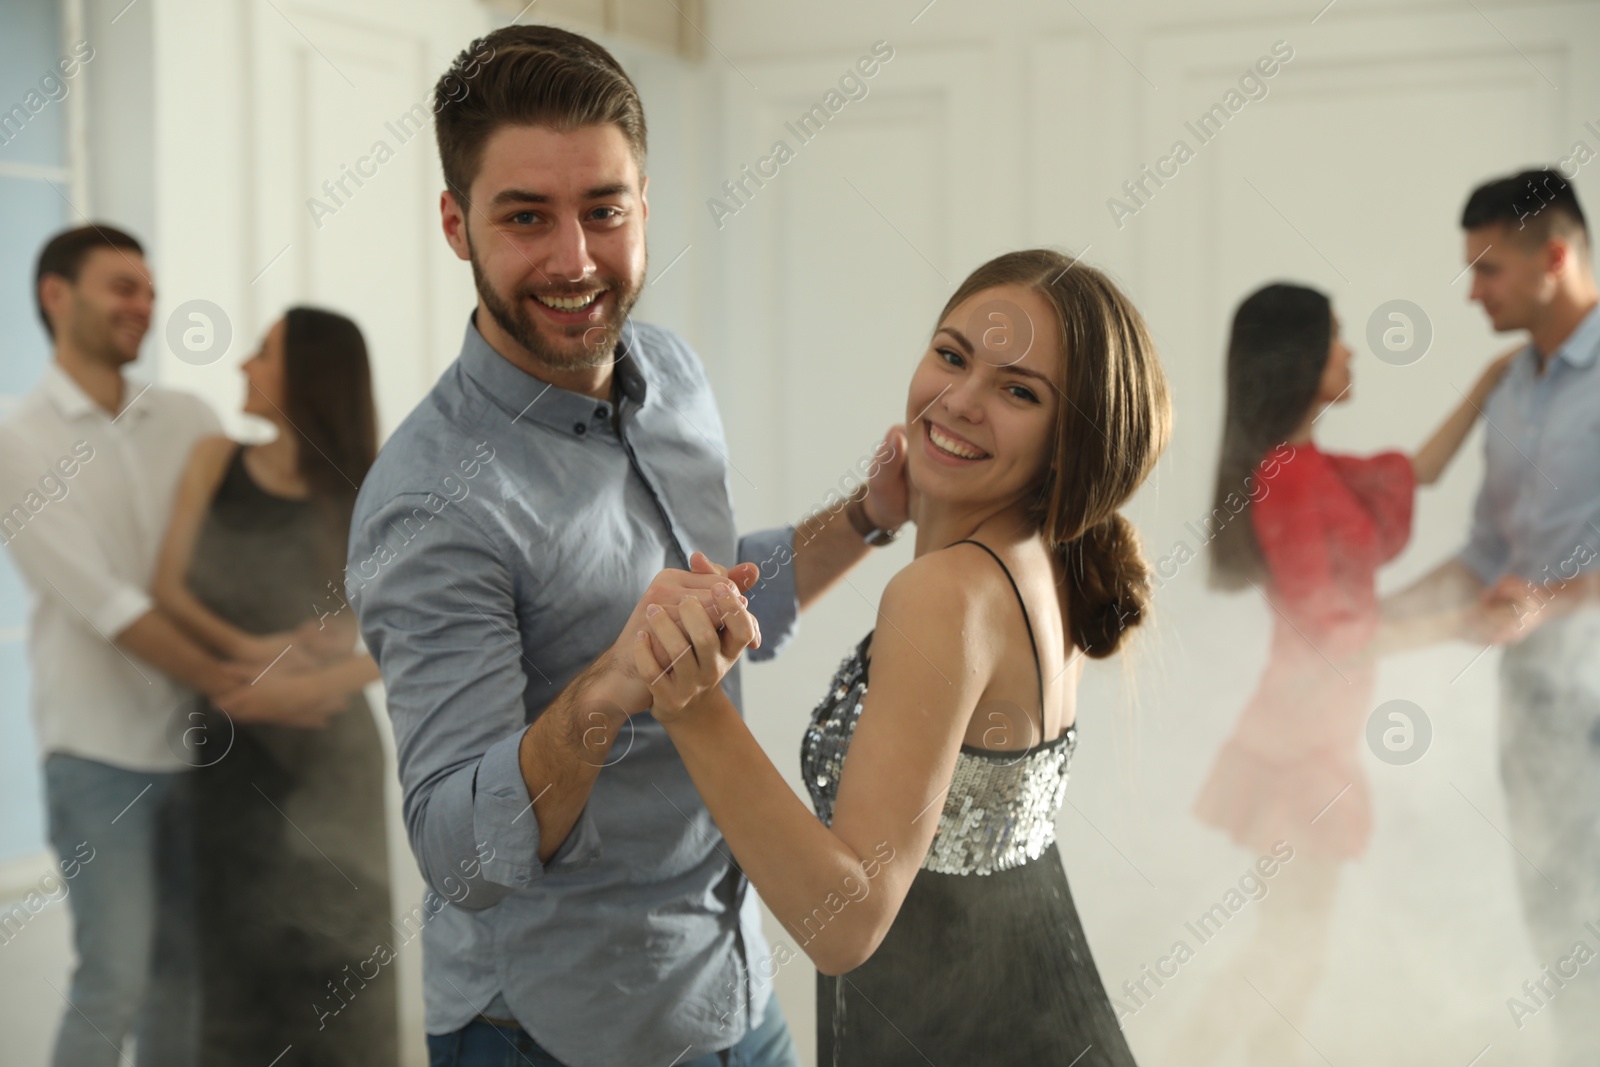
[[1345, 608, 1470, 667], [640, 557, 991, 975], [1411, 346, 1520, 485], [151, 437, 298, 663]]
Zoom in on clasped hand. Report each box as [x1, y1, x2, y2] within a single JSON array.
[[1463, 574, 1551, 646], [633, 582, 761, 724]]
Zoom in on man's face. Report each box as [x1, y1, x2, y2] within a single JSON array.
[[50, 248, 154, 366], [1465, 223, 1554, 333], [442, 123, 649, 373]]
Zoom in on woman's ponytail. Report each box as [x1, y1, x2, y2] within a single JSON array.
[[1061, 513, 1152, 659]]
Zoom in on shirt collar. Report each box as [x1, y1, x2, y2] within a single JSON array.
[[457, 312, 650, 438], [1551, 303, 1600, 370], [41, 362, 152, 423]]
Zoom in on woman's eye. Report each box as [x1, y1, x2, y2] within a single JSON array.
[[1008, 385, 1040, 404], [936, 347, 964, 367]]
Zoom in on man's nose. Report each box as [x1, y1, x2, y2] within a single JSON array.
[[545, 217, 596, 283]]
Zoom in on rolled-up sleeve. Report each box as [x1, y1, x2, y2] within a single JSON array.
[[0, 429, 154, 639], [737, 524, 799, 661], [349, 493, 600, 912]]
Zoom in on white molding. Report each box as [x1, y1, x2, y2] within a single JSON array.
[[61, 0, 89, 214], [0, 161, 73, 183]]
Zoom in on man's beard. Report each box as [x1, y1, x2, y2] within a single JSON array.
[[469, 233, 645, 373], [70, 301, 139, 367]]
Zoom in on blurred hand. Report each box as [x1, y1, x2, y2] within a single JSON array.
[[234, 631, 299, 666], [236, 641, 321, 683], [213, 672, 344, 729], [1466, 575, 1547, 645], [633, 584, 761, 724], [292, 616, 359, 664], [1469, 343, 1523, 404]]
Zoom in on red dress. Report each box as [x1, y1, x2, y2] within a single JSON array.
[[1193, 443, 1415, 860]]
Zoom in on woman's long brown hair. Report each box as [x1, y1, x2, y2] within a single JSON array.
[[280, 306, 378, 568], [936, 250, 1171, 658]]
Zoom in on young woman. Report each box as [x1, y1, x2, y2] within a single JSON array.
[[1174, 283, 1514, 1064], [151, 306, 396, 1064], [632, 249, 1169, 1063]]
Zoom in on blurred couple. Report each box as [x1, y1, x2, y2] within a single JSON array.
[[352, 23, 1164, 1067], [2, 224, 398, 1064], [1173, 169, 1600, 1065]]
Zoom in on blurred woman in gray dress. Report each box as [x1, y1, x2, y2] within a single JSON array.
[[151, 306, 395, 1065]]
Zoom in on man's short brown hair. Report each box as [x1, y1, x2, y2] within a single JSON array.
[[433, 25, 647, 210]]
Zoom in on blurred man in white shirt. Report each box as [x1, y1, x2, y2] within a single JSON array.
[[1, 225, 263, 1066]]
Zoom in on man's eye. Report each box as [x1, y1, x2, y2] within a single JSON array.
[[510, 211, 537, 225]]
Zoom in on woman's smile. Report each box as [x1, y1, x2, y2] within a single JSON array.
[[921, 418, 992, 464]]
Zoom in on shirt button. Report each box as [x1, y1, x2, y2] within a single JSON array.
[[595, 406, 608, 418], [574, 423, 587, 436]]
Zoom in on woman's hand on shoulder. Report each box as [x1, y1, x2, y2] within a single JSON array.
[[1469, 343, 1523, 404], [634, 581, 761, 724]]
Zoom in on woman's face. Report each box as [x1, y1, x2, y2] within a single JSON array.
[[241, 317, 288, 419], [1317, 309, 1354, 405], [905, 283, 1063, 510]]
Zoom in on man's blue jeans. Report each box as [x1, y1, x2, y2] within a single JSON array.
[[43, 753, 198, 1067], [426, 997, 801, 1067]]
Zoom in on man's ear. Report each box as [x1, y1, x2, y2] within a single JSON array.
[[441, 190, 472, 262], [639, 173, 649, 226], [38, 274, 70, 335], [1546, 236, 1573, 277]]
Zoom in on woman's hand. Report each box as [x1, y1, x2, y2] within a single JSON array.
[[598, 554, 761, 716], [632, 582, 761, 724], [1469, 343, 1523, 405]]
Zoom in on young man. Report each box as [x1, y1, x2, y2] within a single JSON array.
[[348, 25, 908, 1067], [0, 226, 295, 1065], [1386, 168, 1600, 1065]]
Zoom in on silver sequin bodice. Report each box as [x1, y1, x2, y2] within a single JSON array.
[[801, 631, 1077, 877]]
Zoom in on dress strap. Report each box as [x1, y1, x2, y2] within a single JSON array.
[[945, 539, 1047, 741]]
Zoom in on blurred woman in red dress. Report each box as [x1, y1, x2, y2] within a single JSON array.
[[1173, 283, 1513, 1064]]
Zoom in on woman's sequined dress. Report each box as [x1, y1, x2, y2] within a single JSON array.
[[801, 540, 1140, 1066]]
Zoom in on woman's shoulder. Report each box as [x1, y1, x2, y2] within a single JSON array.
[[881, 547, 981, 616], [878, 542, 1025, 656]]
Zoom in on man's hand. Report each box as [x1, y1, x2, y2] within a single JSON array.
[[234, 641, 324, 684], [1467, 575, 1550, 645], [213, 671, 345, 728], [596, 553, 761, 716], [863, 424, 910, 531], [633, 584, 760, 724], [292, 615, 360, 663]]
